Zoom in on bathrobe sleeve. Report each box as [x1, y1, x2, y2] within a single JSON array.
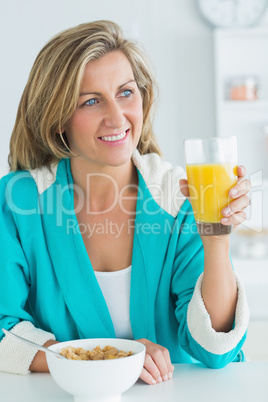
[[0, 175, 55, 374], [171, 199, 249, 368]]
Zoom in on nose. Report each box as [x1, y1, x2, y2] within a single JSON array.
[[103, 100, 126, 129]]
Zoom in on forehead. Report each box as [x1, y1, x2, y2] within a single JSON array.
[[81, 51, 134, 89]]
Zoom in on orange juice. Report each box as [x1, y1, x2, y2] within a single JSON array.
[[186, 163, 237, 223]]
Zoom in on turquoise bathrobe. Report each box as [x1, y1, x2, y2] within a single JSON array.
[[0, 152, 248, 373]]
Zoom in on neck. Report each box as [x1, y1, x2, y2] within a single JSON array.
[[70, 158, 138, 212]]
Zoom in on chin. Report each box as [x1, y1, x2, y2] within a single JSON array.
[[105, 157, 132, 168], [104, 150, 135, 168]]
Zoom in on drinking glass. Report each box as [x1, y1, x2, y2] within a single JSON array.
[[184, 136, 237, 236]]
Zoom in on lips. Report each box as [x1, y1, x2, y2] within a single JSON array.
[[98, 129, 129, 143]]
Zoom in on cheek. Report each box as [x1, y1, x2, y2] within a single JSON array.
[[66, 113, 87, 133], [130, 97, 143, 127], [65, 111, 96, 141]]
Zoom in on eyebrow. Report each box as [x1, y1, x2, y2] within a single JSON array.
[[79, 79, 136, 97]]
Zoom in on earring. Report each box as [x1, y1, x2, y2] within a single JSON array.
[[58, 132, 79, 157], [59, 132, 71, 153]]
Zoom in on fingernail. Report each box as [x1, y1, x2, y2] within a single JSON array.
[[168, 372, 173, 379], [229, 189, 238, 197], [221, 218, 229, 223], [152, 379, 157, 385], [163, 374, 168, 381], [223, 207, 231, 216], [157, 376, 162, 383]]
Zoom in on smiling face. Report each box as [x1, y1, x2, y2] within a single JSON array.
[[64, 51, 143, 171]]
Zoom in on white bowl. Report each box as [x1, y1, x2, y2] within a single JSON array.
[[46, 338, 145, 402]]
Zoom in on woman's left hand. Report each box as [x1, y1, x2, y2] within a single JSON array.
[[220, 165, 251, 231]]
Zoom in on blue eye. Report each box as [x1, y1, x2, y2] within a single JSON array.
[[121, 89, 133, 97], [85, 98, 97, 106]]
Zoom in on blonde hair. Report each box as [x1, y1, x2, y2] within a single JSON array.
[[8, 20, 161, 171]]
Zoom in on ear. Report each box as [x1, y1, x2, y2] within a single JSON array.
[[56, 127, 65, 134]]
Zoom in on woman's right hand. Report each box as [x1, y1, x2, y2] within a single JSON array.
[[29, 339, 59, 372], [136, 338, 174, 385]]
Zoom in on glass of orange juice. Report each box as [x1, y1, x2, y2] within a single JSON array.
[[184, 136, 237, 236]]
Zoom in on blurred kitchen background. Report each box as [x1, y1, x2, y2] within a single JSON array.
[[0, 0, 268, 361]]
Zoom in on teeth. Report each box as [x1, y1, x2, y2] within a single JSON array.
[[101, 131, 127, 142]]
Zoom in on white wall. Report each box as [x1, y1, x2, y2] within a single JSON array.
[[0, 0, 216, 177]]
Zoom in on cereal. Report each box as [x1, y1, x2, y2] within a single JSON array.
[[60, 345, 132, 360]]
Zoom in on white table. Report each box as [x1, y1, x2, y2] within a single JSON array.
[[1, 362, 267, 402]]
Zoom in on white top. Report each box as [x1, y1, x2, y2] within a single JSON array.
[[94, 266, 133, 339]]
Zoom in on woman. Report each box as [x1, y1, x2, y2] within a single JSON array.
[[0, 20, 250, 385]]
